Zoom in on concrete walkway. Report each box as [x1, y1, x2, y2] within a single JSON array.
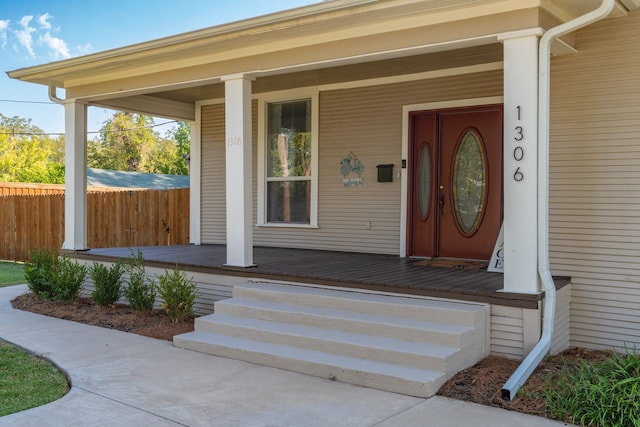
[[0, 285, 572, 427]]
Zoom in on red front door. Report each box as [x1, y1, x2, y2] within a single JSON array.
[[408, 105, 503, 260]]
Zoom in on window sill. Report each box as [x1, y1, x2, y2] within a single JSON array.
[[256, 223, 319, 229]]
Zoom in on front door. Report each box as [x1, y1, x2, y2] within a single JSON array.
[[408, 105, 503, 260]]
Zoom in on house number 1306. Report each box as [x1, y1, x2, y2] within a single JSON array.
[[513, 106, 524, 182]]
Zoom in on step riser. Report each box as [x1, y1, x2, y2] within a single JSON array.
[[175, 282, 489, 398], [199, 320, 451, 371], [233, 284, 484, 326], [174, 335, 442, 398], [211, 301, 471, 348]]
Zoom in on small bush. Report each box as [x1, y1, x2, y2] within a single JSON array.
[[157, 267, 197, 322], [545, 348, 640, 427], [123, 250, 155, 312], [53, 257, 86, 303], [24, 249, 58, 299], [89, 261, 124, 307]]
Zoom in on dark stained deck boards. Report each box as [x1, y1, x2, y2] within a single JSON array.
[[67, 244, 570, 309]]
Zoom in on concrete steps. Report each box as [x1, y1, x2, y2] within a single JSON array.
[[174, 282, 489, 398]]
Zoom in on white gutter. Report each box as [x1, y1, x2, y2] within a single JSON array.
[[501, 0, 615, 401]]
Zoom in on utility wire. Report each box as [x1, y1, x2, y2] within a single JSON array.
[[0, 99, 57, 105], [0, 120, 181, 137]]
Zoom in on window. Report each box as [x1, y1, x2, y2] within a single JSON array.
[[258, 93, 318, 226]]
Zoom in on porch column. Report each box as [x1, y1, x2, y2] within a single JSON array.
[[62, 100, 88, 250], [499, 29, 543, 293], [189, 110, 201, 245], [222, 74, 254, 267]]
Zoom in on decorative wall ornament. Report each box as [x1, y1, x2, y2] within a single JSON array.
[[341, 152, 364, 187]]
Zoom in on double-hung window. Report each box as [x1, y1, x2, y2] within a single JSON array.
[[258, 92, 318, 227]]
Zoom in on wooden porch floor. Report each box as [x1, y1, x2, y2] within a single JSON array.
[[69, 245, 569, 309]]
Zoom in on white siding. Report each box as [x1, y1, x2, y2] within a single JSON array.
[[200, 70, 502, 254], [550, 284, 571, 355], [200, 103, 226, 244], [549, 11, 640, 351], [490, 305, 524, 360]]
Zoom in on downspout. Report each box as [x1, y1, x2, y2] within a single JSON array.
[[501, 0, 615, 401]]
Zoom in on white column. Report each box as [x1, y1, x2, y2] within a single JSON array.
[[189, 107, 201, 245], [223, 75, 254, 267], [499, 30, 543, 293], [62, 101, 88, 250]]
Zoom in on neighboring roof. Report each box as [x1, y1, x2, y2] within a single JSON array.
[[86, 168, 189, 190]]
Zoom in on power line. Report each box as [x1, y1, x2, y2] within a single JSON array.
[[0, 120, 181, 137], [0, 99, 57, 105]]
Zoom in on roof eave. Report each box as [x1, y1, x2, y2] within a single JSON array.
[[5, 0, 382, 85]]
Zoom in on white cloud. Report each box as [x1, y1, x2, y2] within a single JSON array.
[[0, 19, 9, 49], [76, 43, 93, 55], [15, 15, 36, 57], [40, 31, 70, 59], [38, 13, 52, 30], [5, 12, 88, 60]]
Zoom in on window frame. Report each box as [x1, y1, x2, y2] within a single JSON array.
[[257, 89, 319, 228]]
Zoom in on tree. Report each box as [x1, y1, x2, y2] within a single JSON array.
[[169, 121, 191, 175], [88, 113, 190, 175], [0, 111, 189, 184], [0, 113, 65, 184], [88, 112, 157, 172], [145, 137, 180, 174]]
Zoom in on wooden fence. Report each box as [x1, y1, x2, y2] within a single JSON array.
[[0, 189, 190, 262], [0, 182, 65, 195]]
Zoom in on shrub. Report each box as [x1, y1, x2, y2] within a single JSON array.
[[24, 249, 58, 299], [24, 250, 86, 302], [123, 250, 155, 312], [89, 261, 124, 307], [545, 348, 640, 427], [157, 267, 197, 322], [53, 257, 87, 303]]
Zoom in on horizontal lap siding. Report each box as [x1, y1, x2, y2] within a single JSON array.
[[490, 305, 524, 360], [549, 11, 640, 351], [253, 70, 502, 254], [550, 285, 571, 355], [201, 104, 226, 244]]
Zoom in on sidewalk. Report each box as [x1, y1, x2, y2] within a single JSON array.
[[0, 285, 571, 426]]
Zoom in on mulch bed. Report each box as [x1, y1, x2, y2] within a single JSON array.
[[11, 293, 194, 341], [438, 347, 614, 422]]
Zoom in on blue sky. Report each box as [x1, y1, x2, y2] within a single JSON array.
[[0, 0, 319, 136]]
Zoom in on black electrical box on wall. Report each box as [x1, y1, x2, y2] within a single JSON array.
[[377, 164, 394, 182]]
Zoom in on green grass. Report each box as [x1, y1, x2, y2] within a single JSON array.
[[0, 261, 26, 287], [0, 340, 69, 416], [545, 349, 640, 426]]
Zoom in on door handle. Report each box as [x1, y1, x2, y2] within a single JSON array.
[[439, 193, 445, 216]]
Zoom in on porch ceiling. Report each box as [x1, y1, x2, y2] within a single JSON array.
[[6, 0, 637, 121]]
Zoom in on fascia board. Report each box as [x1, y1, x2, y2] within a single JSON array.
[[8, 0, 536, 88]]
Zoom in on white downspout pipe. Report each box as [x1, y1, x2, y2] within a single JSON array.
[[48, 85, 65, 104], [501, 0, 615, 401]]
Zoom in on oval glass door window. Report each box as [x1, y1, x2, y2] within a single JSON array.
[[453, 130, 487, 235], [418, 144, 431, 220]]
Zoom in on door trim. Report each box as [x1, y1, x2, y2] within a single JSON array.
[[399, 96, 503, 257]]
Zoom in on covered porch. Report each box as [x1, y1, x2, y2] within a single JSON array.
[[66, 244, 569, 310]]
